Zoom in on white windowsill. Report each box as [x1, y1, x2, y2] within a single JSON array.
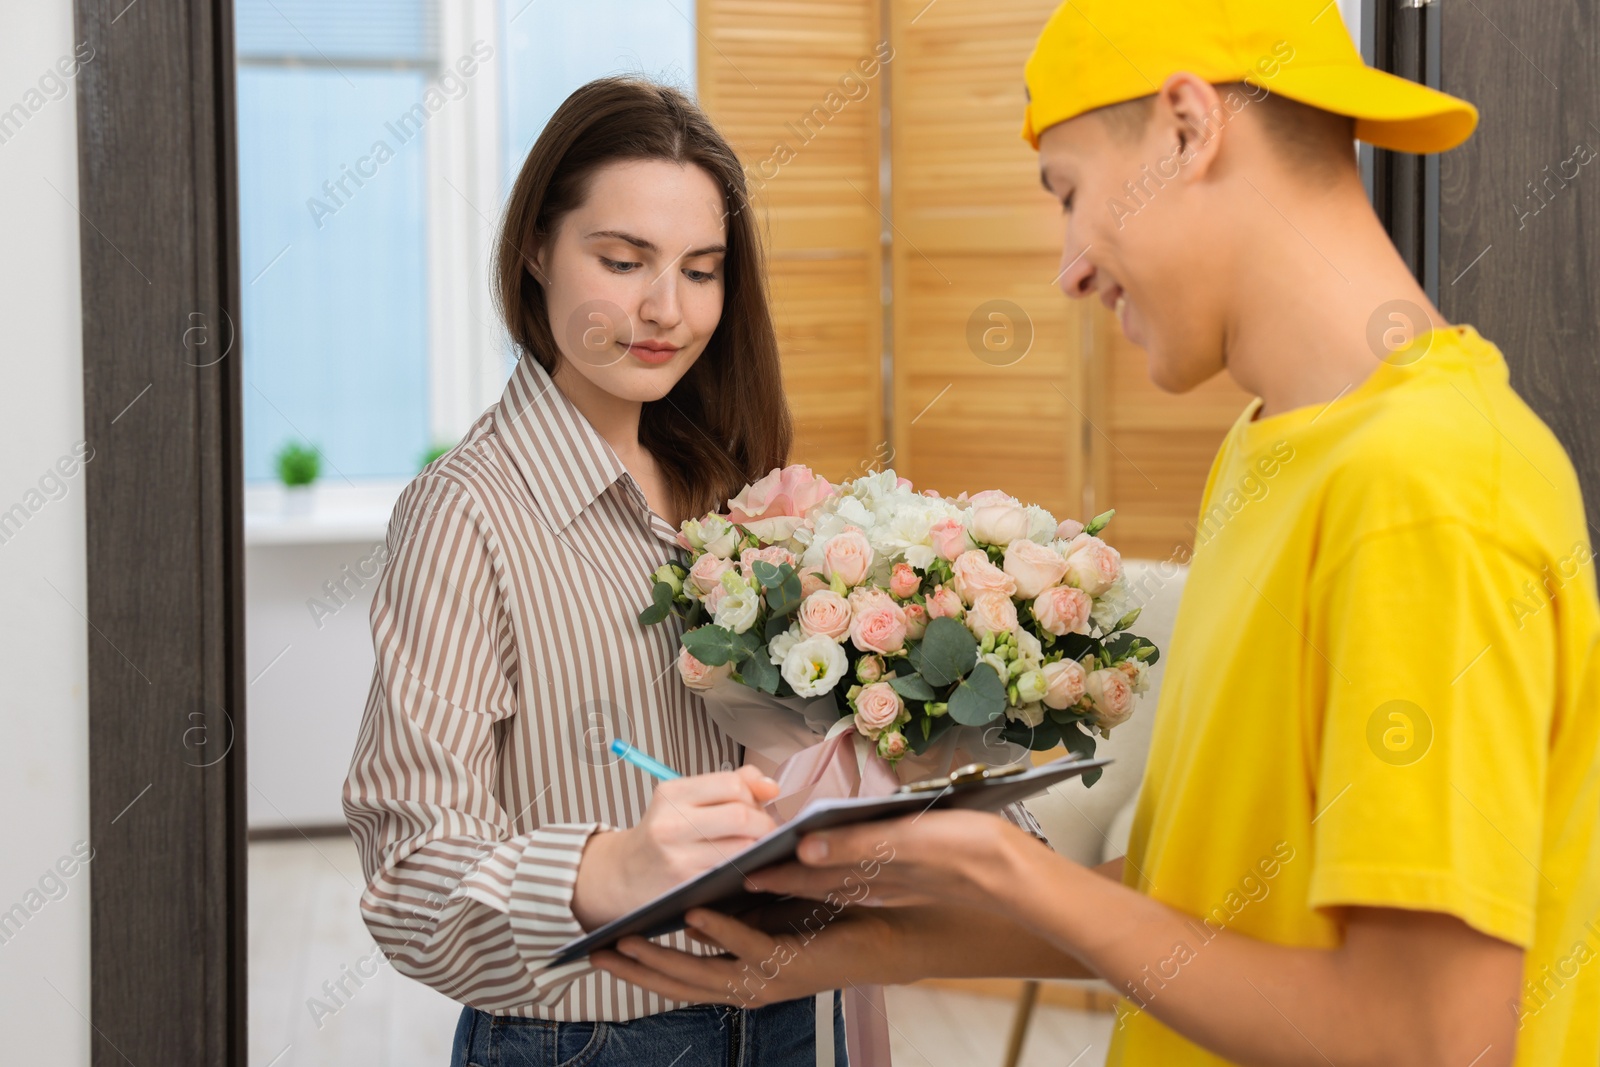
[[244, 480, 408, 546]]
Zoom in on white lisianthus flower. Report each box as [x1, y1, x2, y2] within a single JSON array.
[[689, 514, 740, 558], [1005, 701, 1047, 728], [781, 634, 849, 697], [1089, 575, 1133, 632], [768, 622, 803, 666], [711, 572, 760, 634], [1015, 629, 1043, 673], [1014, 668, 1049, 705], [978, 651, 1009, 681]]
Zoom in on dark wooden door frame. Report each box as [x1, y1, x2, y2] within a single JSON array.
[[75, 0, 247, 1062], [1365, 0, 1599, 518]]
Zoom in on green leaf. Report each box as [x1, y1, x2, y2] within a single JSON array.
[[888, 673, 938, 702], [1001, 719, 1062, 751], [1062, 722, 1098, 762], [681, 625, 742, 667], [636, 580, 676, 626], [751, 560, 786, 589], [764, 565, 804, 618], [764, 613, 792, 642], [1054, 633, 1096, 662], [946, 662, 1006, 726], [908, 616, 979, 687], [739, 650, 781, 694], [1083, 508, 1115, 536]]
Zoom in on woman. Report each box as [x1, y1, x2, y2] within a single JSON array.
[[341, 77, 847, 1065]]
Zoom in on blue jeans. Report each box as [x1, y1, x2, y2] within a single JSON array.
[[450, 992, 848, 1067]]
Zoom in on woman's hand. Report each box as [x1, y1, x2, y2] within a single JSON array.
[[572, 765, 781, 929], [592, 903, 902, 1006], [746, 809, 1042, 913]]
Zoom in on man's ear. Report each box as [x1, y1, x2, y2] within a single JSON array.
[[1154, 72, 1229, 182]]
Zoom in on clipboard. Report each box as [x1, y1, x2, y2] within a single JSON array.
[[552, 753, 1112, 964]]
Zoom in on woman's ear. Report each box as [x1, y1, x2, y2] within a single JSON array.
[[1156, 72, 1229, 183], [526, 240, 549, 286]]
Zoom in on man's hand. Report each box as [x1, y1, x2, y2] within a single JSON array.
[[592, 904, 901, 1007], [745, 809, 1041, 911]]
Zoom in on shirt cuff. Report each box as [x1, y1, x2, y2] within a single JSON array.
[[507, 822, 611, 998]]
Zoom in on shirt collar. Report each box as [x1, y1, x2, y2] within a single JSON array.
[[493, 356, 634, 534]]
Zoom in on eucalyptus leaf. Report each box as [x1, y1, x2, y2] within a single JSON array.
[[739, 650, 781, 694], [1062, 722, 1098, 762], [888, 673, 938, 702], [681, 625, 741, 666], [907, 616, 979, 687], [946, 662, 1006, 726]]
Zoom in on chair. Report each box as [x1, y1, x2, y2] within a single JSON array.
[[1001, 559, 1188, 1067]]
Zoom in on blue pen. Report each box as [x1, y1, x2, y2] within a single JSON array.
[[610, 738, 681, 781]]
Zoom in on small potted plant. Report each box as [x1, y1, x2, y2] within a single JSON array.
[[275, 440, 321, 516]]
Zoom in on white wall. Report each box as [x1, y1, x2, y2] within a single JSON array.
[[0, 0, 91, 1061]]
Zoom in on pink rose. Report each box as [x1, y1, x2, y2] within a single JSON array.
[[797, 590, 852, 642], [950, 549, 1016, 606], [799, 569, 830, 599], [727, 464, 835, 522], [1055, 518, 1084, 540], [1003, 538, 1070, 599], [822, 526, 874, 588], [739, 543, 798, 579], [1061, 535, 1121, 597], [930, 517, 969, 562], [851, 604, 909, 655], [895, 476, 914, 491], [848, 585, 898, 615], [702, 582, 728, 615], [678, 646, 732, 691], [1041, 659, 1087, 709], [855, 654, 886, 683], [964, 590, 1019, 639], [903, 602, 929, 640], [1032, 585, 1092, 637], [853, 681, 904, 738], [889, 562, 921, 598], [967, 489, 1020, 508], [877, 731, 909, 760], [1085, 667, 1135, 729], [687, 554, 735, 596], [924, 584, 964, 620], [968, 501, 1030, 546]]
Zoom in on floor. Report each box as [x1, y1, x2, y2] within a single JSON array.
[[249, 836, 1115, 1067]]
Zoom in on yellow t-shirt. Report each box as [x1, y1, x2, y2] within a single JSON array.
[[1107, 326, 1600, 1066]]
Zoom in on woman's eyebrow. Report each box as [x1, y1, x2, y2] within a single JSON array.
[[585, 229, 726, 258]]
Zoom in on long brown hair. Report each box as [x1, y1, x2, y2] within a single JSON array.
[[492, 76, 792, 521]]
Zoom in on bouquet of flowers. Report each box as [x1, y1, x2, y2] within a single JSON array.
[[638, 465, 1159, 795]]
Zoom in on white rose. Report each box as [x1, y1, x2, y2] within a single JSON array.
[[711, 572, 760, 634], [781, 634, 849, 697]]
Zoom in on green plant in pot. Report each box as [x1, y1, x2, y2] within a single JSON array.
[[275, 440, 321, 516]]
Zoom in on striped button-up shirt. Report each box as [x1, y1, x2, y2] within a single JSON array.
[[343, 354, 741, 1019]]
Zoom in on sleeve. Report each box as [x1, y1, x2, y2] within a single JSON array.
[[342, 476, 611, 1011], [1305, 518, 1555, 948]]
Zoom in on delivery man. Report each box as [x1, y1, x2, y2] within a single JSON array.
[[593, 2, 1600, 1064]]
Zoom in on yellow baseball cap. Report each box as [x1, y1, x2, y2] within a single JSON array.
[[1021, 0, 1477, 154]]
